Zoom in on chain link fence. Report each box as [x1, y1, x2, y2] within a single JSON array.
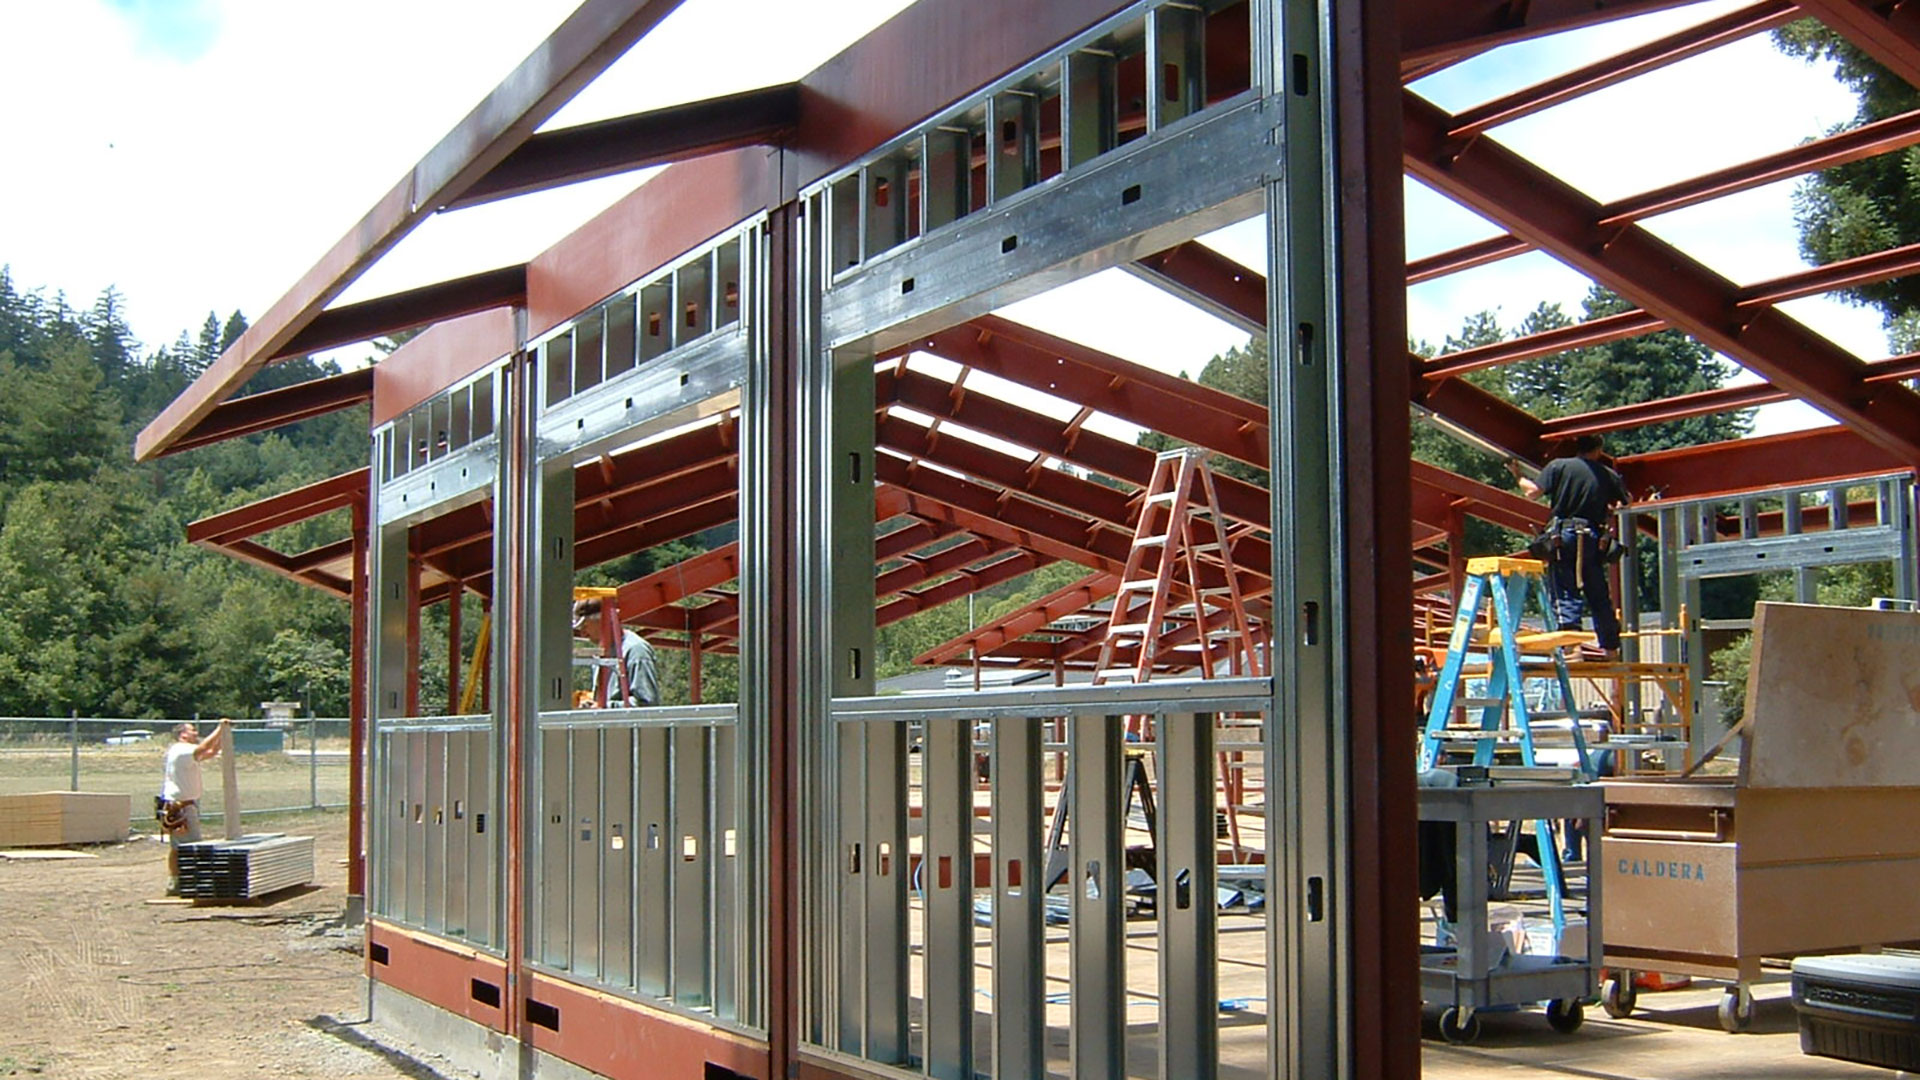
[[0, 716, 353, 829]]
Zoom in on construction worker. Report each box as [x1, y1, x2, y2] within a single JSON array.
[[159, 718, 228, 895], [572, 598, 659, 707], [1511, 434, 1630, 659]]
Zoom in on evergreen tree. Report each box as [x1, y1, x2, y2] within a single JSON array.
[[1775, 22, 1920, 345]]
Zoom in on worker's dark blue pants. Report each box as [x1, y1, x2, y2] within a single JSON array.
[[1547, 522, 1620, 651]]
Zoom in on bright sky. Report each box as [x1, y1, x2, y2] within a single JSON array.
[[0, 0, 1886, 438]]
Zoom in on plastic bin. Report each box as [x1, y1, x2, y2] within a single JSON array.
[[1791, 953, 1920, 1071]]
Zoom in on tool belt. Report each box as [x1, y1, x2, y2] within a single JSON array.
[[154, 796, 196, 833], [1529, 516, 1624, 571]]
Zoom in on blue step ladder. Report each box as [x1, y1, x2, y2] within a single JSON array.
[[1420, 557, 1596, 924]]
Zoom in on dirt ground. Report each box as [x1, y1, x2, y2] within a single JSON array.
[[0, 809, 452, 1080]]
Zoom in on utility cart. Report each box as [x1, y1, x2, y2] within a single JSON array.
[[1419, 777, 1604, 1044]]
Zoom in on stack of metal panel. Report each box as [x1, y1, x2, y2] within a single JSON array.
[[176, 833, 315, 899]]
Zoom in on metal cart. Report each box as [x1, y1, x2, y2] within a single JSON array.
[[1420, 779, 1604, 1044]]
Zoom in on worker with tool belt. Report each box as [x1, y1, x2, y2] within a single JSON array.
[[1511, 434, 1630, 660], [158, 719, 228, 896]]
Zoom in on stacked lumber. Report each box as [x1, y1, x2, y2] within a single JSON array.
[[176, 833, 314, 899], [0, 791, 130, 846]]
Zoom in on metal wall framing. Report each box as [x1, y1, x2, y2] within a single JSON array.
[[791, 2, 1348, 1077], [369, 362, 509, 952], [358, 0, 1365, 1075], [521, 222, 765, 1032]]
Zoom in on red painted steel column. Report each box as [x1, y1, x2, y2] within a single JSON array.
[[349, 498, 369, 899], [1335, 0, 1418, 1074], [764, 199, 799, 1080]]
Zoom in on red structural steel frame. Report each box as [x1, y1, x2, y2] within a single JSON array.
[[148, 0, 1920, 1078]]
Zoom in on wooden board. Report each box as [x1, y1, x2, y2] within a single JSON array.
[[0, 791, 130, 846], [1744, 602, 1920, 788]]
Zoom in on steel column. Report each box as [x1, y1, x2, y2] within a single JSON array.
[[920, 715, 975, 1079], [1158, 710, 1219, 1078], [990, 715, 1045, 1080], [1067, 713, 1125, 1079]]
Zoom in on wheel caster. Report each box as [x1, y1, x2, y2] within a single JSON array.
[[1717, 985, 1754, 1033], [1601, 973, 1638, 1018], [1438, 1006, 1482, 1044], [1546, 997, 1585, 1034]]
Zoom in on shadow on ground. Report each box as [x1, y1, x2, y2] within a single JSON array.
[[306, 1015, 450, 1080]]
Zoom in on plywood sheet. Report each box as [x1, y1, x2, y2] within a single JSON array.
[[0, 791, 130, 846], [1744, 602, 1920, 788]]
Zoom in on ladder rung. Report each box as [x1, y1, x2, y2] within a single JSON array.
[[1457, 697, 1505, 709], [1133, 537, 1170, 549], [1095, 669, 1139, 682], [1109, 623, 1152, 635], [1144, 492, 1179, 505], [1117, 579, 1158, 592], [1426, 730, 1524, 741]]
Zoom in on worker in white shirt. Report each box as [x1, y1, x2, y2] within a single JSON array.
[[159, 719, 229, 896]]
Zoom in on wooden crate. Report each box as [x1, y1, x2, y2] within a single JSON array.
[[0, 791, 131, 847]]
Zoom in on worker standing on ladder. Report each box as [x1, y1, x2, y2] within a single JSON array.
[[572, 597, 660, 706], [1511, 434, 1630, 660]]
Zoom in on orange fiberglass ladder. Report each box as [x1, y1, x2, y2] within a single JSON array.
[[1047, 447, 1264, 876]]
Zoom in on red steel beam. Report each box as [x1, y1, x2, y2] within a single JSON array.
[[1415, 105, 1920, 286], [1619, 425, 1908, 501], [1739, 239, 1920, 308], [186, 469, 368, 546], [1405, 89, 1920, 465], [874, 419, 1273, 589], [165, 369, 375, 456], [1126, 239, 1550, 459], [1400, 0, 1695, 69], [882, 366, 1272, 524], [136, 0, 690, 461], [447, 84, 802, 210], [1427, 238, 1920, 382], [876, 460, 1128, 575], [1422, 309, 1664, 379], [1792, 0, 1920, 90], [1602, 106, 1920, 225], [218, 538, 352, 597], [274, 266, 528, 360], [1408, 460, 1545, 533], [1406, 234, 1531, 284], [1445, 2, 1798, 137], [916, 571, 1119, 666], [575, 491, 738, 570], [1545, 382, 1788, 438], [907, 315, 1270, 468], [876, 550, 1051, 629]]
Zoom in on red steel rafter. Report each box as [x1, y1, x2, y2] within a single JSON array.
[[1792, 0, 1920, 89], [1414, 105, 1920, 283], [1126, 239, 1550, 457], [1401, 0, 1695, 70], [902, 315, 1270, 467], [165, 369, 374, 456], [1445, 1, 1798, 138], [1620, 426, 1907, 500], [1405, 89, 1920, 465], [135, 0, 692, 461]]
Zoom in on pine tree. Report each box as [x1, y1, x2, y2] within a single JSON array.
[[1775, 21, 1920, 345]]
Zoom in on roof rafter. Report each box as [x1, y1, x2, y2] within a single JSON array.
[[1405, 88, 1920, 465], [1792, 0, 1920, 89], [445, 84, 802, 210], [136, 0, 691, 461]]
